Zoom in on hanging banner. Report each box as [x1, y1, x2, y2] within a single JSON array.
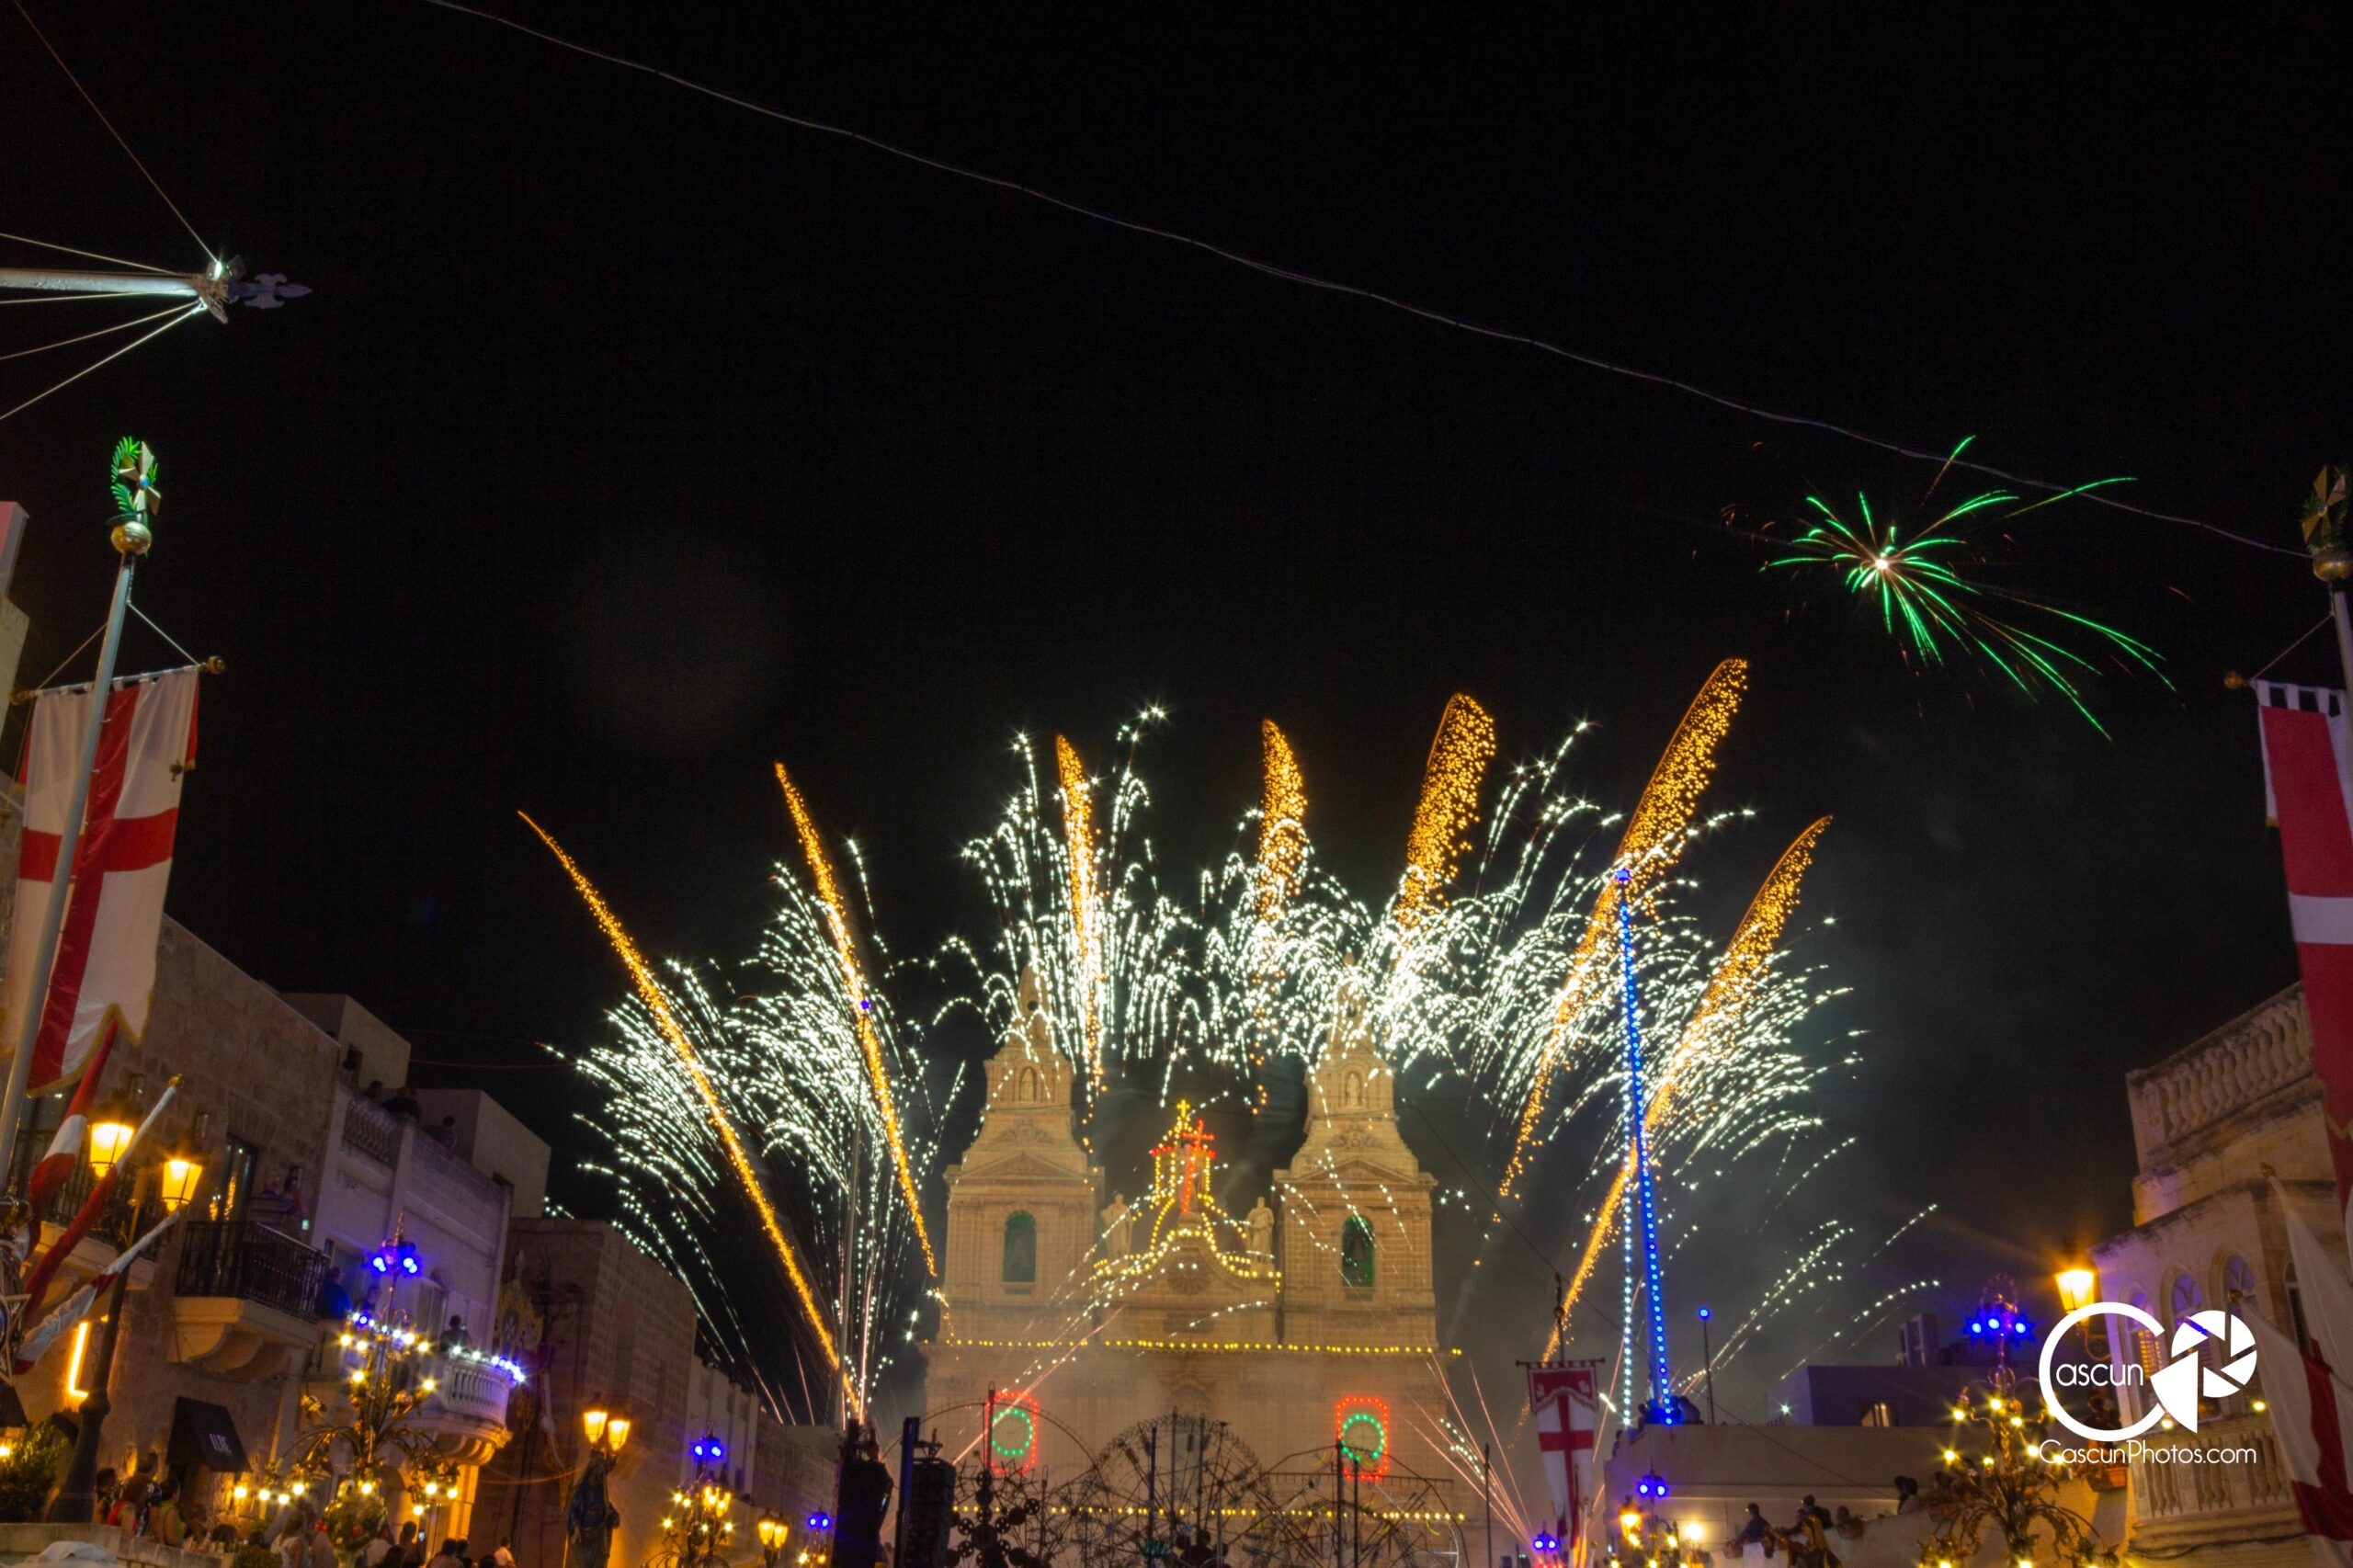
[[1, 666, 199, 1096], [1529, 1362, 1598, 1554]]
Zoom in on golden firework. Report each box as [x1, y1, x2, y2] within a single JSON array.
[[1503, 659, 1749, 1194], [522, 815, 849, 1403], [1056, 735, 1107, 1084], [1256, 720, 1307, 926], [775, 765, 938, 1278], [1394, 695, 1496, 931], [1542, 815, 1829, 1360]]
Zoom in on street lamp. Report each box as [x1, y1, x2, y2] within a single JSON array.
[[47, 1130, 203, 1522], [756, 1513, 790, 1567], [85, 1100, 137, 1180], [584, 1403, 633, 1457]]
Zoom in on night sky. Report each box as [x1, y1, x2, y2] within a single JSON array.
[[2, 4, 2345, 1426]]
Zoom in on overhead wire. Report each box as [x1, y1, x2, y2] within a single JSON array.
[[0, 301, 193, 363], [0, 230, 171, 274], [8, 1, 216, 267], [0, 301, 204, 425], [415, 0, 2301, 560]]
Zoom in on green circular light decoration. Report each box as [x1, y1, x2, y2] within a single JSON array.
[[1338, 1410, 1386, 1467], [990, 1405, 1033, 1458]]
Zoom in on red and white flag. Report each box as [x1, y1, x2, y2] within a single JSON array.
[[12, 1204, 183, 1375], [1, 667, 198, 1097], [2246, 1306, 2353, 1568], [2256, 680, 2353, 1243], [1529, 1363, 1598, 1554], [0, 502, 25, 604]]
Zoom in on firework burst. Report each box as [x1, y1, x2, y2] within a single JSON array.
[[1764, 441, 2163, 731]]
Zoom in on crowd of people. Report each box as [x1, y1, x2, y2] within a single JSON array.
[[85, 1466, 518, 1568]]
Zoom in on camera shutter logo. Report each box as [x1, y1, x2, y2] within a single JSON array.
[[2040, 1301, 2257, 1441]]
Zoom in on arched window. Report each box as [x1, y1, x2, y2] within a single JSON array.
[[1015, 1066, 1040, 1104], [2222, 1256, 2256, 1310], [1002, 1212, 1037, 1284], [1340, 1216, 1375, 1290], [2169, 1268, 2203, 1328]]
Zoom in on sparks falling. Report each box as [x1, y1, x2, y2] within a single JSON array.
[[1393, 695, 1497, 932], [555, 690, 1896, 1425], [775, 764, 938, 1277], [1056, 735, 1108, 1085], [1502, 659, 1748, 1193], [522, 814, 848, 1399]]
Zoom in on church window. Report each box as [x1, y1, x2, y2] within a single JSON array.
[[2221, 1255, 2255, 1309], [2167, 1268, 2202, 1328], [1340, 1216, 1375, 1290], [1002, 1212, 1037, 1284]]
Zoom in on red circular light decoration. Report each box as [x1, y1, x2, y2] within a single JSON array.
[[988, 1391, 1040, 1476], [1333, 1396, 1392, 1483]]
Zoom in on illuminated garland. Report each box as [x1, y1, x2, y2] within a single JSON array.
[[988, 1392, 1040, 1477], [1334, 1396, 1392, 1482], [938, 1337, 1455, 1357]]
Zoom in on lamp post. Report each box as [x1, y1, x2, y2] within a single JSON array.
[[756, 1512, 789, 1568], [48, 1131, 204, 1522], [566, 1403, 631, 1568], [663, 1434, 733, 1568], [1697, 1306, 1717, 1426]]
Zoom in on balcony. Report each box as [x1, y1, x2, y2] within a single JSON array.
[[411, 1348, 521, 1466], [4, 1131, 166, 1289], [169, 1220, 327, 1380]]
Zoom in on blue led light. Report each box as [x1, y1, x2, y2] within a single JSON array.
[[1697, 1306, 1711, 1321], [1618, 867, 1673, 1422], [806, 1512, 831, 1531]]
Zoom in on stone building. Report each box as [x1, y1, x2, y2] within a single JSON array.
[[8, 917, 342, 1502], [923, 973, 1454, 1507], [2089, 983, 2331, 1568], [281, 994, 546, 1543], [473, 1218, 833, 1568]]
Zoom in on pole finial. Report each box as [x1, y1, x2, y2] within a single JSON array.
[[108, 438, 157, 556]]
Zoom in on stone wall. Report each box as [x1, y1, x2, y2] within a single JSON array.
[[13, 917, 344, 1519]]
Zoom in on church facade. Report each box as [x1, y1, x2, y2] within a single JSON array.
[[923, 976, 1456, 1498]]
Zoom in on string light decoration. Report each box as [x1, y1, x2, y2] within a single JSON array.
[[1919, 1377, 2112, 1568], [1393, 695, 1496, 931], [937, 1338, 1452, 1357], [1092, 1103, 1279, 1287], [1544, 814, 1830, 1361], [290, 1243, 466, 1551], [1334, 1397, 1392, 1483], [775, 764, 938, 1278], [988, 1391, 1041, 1477], [657, 1433, 738, 1568], [523, 817, 848, 1398], [1506, 659, 1748, 1193], [1617, 866, 1675, 1424]]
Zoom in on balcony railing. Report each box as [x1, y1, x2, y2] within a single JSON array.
[[5, 1130, 155, 1250], [340, 1094, 401, 1166], [174, 1219, 327, 1319]]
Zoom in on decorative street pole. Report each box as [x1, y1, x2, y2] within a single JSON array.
[[0, 441, 157, 1194], [1698, 1306, 1717, 1426], [1617, 865, 1675, 1424], [48, 1121, 204, 1522]]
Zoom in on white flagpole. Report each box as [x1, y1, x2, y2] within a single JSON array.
[[0, 484, 154, 1167]]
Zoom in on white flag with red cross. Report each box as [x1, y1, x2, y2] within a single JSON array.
[[2256, 679, 2353, 1247], [1, 667, 199, 1099], [1529, 1363, 1598, 1553], [2245, 1306, 2353, 1568]]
